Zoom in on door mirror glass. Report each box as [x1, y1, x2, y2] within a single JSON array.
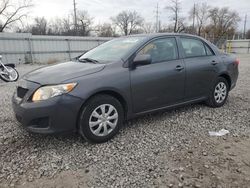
[[133, 54, 152, 66]]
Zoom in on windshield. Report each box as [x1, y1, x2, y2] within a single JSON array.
[[79, 37, 145, 62]]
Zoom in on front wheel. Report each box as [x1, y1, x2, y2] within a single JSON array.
[[78, 94, 124, 143], [0, 66, 19, 82], [206, 77, 229, 108]]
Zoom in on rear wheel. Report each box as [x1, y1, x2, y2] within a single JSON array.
[[78, 94, 124, 143], [206, 77, 229, 108]]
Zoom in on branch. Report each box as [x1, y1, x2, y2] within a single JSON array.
[[0, 0, 32, 31], [0, 0, 11, 15]]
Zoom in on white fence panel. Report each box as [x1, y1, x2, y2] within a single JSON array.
[[226, 40, 250, 54], [0, 33, 111, 64]]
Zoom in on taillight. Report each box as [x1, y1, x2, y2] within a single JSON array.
[[235, 59, 240, 65]]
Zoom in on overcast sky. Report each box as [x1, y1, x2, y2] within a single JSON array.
[[30, 0, 250, 31]]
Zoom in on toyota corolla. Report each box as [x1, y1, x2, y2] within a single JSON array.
[[12, 33, 239, 143]]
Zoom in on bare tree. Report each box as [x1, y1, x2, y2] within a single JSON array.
[[15, 10, 92, 36], [142, 22, 155, 33], [76, 10, 93, 36], [189, 3, 210, 36], [111, 10, 144, 35], [30, 17, 48, 35], [46, 10, 92, 36], [165, 0, 185, 33], [96, 23, 116, 37], [0, 0, 33, 32], [46, 18, 64, 35], [52, 10, 93, 36], [16, 17, 48, 35], [61, 17, 74, 35], [246, 29, 250, 39], [206, 7, 240, 43]]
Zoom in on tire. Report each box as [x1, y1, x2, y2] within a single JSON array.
[[0, 66, 19, 82], [206, 77, 229, 108], [78, 94, 124, 143]]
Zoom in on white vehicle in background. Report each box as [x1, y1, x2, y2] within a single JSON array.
[[0, 55, 19, 82]]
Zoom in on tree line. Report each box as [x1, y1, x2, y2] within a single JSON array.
[[1, 0, 249, 45]]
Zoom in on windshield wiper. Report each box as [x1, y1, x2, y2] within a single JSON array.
[[78, 58, 99, 64]]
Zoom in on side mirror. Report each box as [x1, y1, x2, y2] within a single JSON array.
[[133, 54, 152, 66], [0, 55, 2, 60]]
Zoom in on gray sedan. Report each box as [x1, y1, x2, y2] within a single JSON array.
[[12, 33, 239, 143]]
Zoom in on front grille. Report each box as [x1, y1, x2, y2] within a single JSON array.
[[17, 87, 28, 98], [29, 117, 50, 128]]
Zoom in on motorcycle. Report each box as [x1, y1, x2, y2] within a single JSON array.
[[0, 55, 19, 82]]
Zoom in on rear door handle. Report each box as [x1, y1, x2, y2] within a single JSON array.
[[175, 65, 184, 71], [211, 60, 218, 65]]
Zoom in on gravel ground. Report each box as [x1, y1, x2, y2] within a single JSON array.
[[0, 55, 249, 188]]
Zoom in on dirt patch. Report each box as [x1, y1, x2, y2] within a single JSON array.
[[155, 136, 250, 188], [16, 169, 93, 188]]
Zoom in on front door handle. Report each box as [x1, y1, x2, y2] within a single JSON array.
[[211, 60, 218, 65], [175, 65, 184, 71]]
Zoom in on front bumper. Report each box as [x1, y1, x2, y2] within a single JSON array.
[[12, 82, 83, 134]]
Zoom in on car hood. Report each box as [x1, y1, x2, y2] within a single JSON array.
[[23, 61, 105, 85]]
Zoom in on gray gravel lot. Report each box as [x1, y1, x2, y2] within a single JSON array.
[[0, 55, 249, 188]]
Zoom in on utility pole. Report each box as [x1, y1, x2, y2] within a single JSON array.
[[192, 3, 196, 34], [159, 20, 161, 32], [73, 0, 77, 35], [155, 3, 159, 33], [243, 14, 247, 39]]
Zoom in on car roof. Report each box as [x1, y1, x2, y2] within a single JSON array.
[[122, 33, 200, 40], [119, 33, 220, 55]]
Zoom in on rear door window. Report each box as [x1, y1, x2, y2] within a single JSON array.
[[180, 38, 206, 58]]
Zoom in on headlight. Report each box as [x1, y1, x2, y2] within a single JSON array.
[[32, 83, 77, 102]]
